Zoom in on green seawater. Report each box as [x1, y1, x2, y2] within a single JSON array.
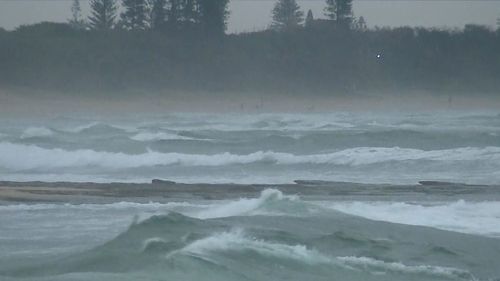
[[1, 189, 499, 281]]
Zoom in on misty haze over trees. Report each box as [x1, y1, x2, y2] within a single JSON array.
[[0, 0, 499, 96]]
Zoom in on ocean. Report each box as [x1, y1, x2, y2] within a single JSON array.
[[0, 112, 499, 280]]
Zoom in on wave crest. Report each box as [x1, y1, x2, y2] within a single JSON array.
[[324, 200, 500, 237], [1, 142, 499, 171], [130, 131, 196, 141], [195, 189, 301, 219], [337, 256, 473, 279], [175, 230, 474, 280], [177, 229, 331, 264], [20, 127, 54, 139]]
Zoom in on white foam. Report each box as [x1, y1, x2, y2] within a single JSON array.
[[142, 237, 168, 251], [337, 256, 472, 279], [66, 122, 101, 133], [130, 131, 195, 141], [174, 230, 472, 279], [194, 189, 297, 219], [0, 189, 299, 221], [0, 201, 198, 212], [177, 229, 330, 264], [322, 200, 500, 237], [1, 142, 500, 171], [20, 127, 54, 139], [67, 122, 137, 133]]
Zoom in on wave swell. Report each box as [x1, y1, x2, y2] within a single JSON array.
[[324, 200, 500, 237], [1, 142, 499, 171]]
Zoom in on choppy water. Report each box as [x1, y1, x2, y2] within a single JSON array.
[[1, 112, 500, 184], [1, 112, 500, 280], [1, 190, 500, 281]]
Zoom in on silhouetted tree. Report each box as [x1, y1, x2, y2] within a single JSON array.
[[324, 0, 336, 20], [305, 9, 314, 28], [88, 0, 118, 30], [121, 0, 148, 30], [3, 17, 500, 95], [149, 0, 168, 30], [69, 0, 86, 29], [272, 0, 304, 30], [198, 0, 229, 35], [355, 16, 367, 31], [337, 0, 353, 27], [325, 0, 353, 28]]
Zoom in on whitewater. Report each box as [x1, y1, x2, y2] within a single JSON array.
[[1, 112, 500, 184], [1, 112, 500, 281], [1, 189, 500, 280]]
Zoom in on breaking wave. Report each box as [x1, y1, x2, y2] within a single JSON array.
[[177, 229, 332, 264], [1, 142, 499, 171], [0, 201, 198, 212], [0, 189, 305, 219], [323, 200, 500, 237], [67, 122, 136, 134], [194, 189, 304, 219], [0, 207, 482, 281], [336, 256, 473, 279], [175, 230, 473, 280], [20, 127, 54, 139], [130, 131, 197, 141]]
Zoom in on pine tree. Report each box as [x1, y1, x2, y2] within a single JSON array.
[[150, 0, 168, 30], [324, 0, 336, 20], [325, 0, 353, 28], [69, 0, 86, 29], [88, 0, 118, 30], [356, 16, 367, 31], [198, 0, 229, 35], [305, 9, 314, 28], [337, 0, 353, 26], [271, 0, 304, 30], [121, 0, 148, 30]]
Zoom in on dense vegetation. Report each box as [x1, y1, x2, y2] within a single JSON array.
[[0, 0, 499, 96]]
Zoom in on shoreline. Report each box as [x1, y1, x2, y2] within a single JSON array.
[[2, 88, 500, 118], [1, 180, 499, 204]]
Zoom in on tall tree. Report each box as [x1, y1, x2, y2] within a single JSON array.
[[88, 0, 118, 30], [121, 0, 148, 30], [305, 9, 314, 28], [271, 0, 304, 30], [198, 0, 229, 35], [355, 16, 367, 31], [336, 0, 353, 26], [324, 0, 336, 20], [325, 0, 353, 28], [149, 0, 168, 30], [69, 0, 85, 29]]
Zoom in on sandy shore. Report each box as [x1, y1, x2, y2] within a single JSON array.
[[1, 180, 499, 204]]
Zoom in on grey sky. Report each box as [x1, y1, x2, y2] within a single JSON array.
[[0, 0, 499, 33]]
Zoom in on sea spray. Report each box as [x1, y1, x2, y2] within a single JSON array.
[[2, 142, 500, 170]]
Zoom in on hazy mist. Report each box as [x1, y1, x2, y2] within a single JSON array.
[[0, 0, 499, 33]]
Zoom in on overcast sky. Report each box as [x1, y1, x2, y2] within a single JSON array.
[[0, 0, 499, 33]]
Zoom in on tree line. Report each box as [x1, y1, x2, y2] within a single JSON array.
[[69, 0, 229, 34], [0, 0, 499, 96], [69, 0, 361, 33]]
